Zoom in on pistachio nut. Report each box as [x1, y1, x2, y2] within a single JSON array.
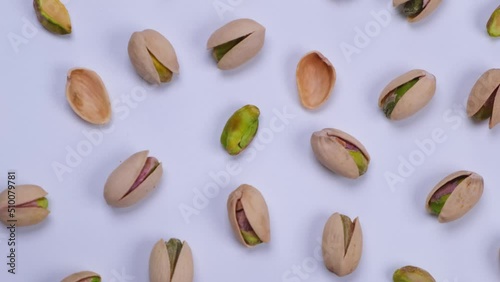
[[322, 212, 362, 277], [220, 104, 260, 155], [34, 0, 72, 35], [466, 69, 500, 129], [394, 0, 442, 23], [149, 238, 194, 282], [393, 266, 435, 282], [296, 51, 336, 110], [379, 69, 436, 120], [311, 128, 370, 179], [66, 68, 112, 125], [426, 171, 483, 223], [61, 271, 101, 282], [227, 184, 270, 247], [207, 18, 265, 70], [104, 150, 163, 208], [487, 6, 500, 37], [0, 185, 49, 227], [128, 29, 179, 85]]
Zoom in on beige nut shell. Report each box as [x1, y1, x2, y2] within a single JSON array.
[[466, 69, 500, 129], [61, 270, 101, 282], [0, 184, 49, 227], [394, 0, 442, 23], [149, 239, 194, 282]]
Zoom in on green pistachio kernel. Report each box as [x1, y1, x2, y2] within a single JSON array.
[[212, 35, 249, 62], [221, 105, 260, 155]]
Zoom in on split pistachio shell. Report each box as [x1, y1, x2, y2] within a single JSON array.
[[34, 0, 72, 35], [296, 51, 336, 109], [128, 29, 179, 85], [61, 271, 101, 282], [466, 69, 500, 129], [322, 213, 362, 277], [227, 184, 270, 247], [149, 238, 194, 282], [379, 69, 436, 120], [311, 128, 370, 179], [220, 104, 260, 155], [426, 171, 483, 223], [104, 150, 163, 208], [0, 185, 49, 227], [487, 6, 500, 37], [394, 0, 442, 23], [207, 18, 265, 70], [393, 266, 435, 282], [66, 68, 111, 125]]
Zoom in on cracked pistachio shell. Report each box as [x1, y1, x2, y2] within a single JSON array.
[[227, 184, 271, 247], [426, 171, 483, 223], [487, 6, 500, 37], [322, 213, 362, 277], [0, 185, 50, 227], [296, 51, 336, 109], [34, 0, 72, 35], [66, 68, 111, 125], [311, 128, 370, 179], [149, 239, 193, 282], [128, 29, 179, 85], [393, 0, 442, 23], [379, 69, 436, 120], [221, 104, 260, 155], [466, 69, 500, 129], [61, 271, 101, 282], [104, 150, 163, 208], [393, 266, 435, 282], [207, 18, 265, 70]]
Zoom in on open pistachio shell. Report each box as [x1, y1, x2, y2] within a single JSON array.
[[393, 266, 435, 282], [66, 68, 111, 125], [322, 213, 363, 277], [207, 18, 265, 70], [0, 185, 49, 227], [311, 128, 370, 179], [426, 171, 483, 223], [394, 0, 442, 23], [128, 29, 179, 85], [149, 238, 194, 282], [227, 184, 270, 247], [296, 51, 336, 110], [379, 69, 436, 120], [466, 69, 500, 129], [61, 271, 101, 282], [103, 150, 163, 208], [34, 0, 72, 35]]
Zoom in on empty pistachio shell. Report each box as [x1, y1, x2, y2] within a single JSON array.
[[394, 0, 442, 23], [104, 150, 163, 208], [149, 238, 194, 282], [426, 171, 483, 223], [221, 104, 260, 155], [487, 6, 500, 37], [61, 271, 101, 282], [322, 213, 362, 277], [296, 51, 336, 110], [128, 29, 180, 85], [227, 184, 270, 247], [207, 18, 265, 70], [34, 0, 71, 35], [393, 266, 435, 282], [66, 68, 111, 125], [379, 69, 436, 120], [311, 128, 370, 179], [466, 69, 500, 129], [0, 185, 49, 227]]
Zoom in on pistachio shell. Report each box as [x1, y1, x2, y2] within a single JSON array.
[[227, 184, 271, 247], [311, 128, 370, 179], [322, 213, 363, 277], [296, 51, 336, 109], [34, 0, 72, 35], [149, 239, 194, 282], [426, 171, 484, 223], [103, 150, 163, 208], [207, 18, 265, 70], [393, 0, 442, 23], [66, 68, 111, 125], [393, 266, 436, 282], [0, 185, 49, 227], [128, 29, 179, 85], [379, 69, 436, 120], [466, 69, 500, 129], [61, 271, 101, 282]]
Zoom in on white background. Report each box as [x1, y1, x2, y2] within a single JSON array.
[[1, 0, 500, 281]]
